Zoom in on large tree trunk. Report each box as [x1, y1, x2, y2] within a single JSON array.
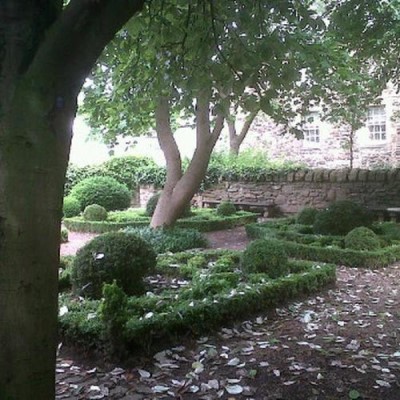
[[0, 1, 144, 398], [151, 93, 224, 228], [0, 81, 74, 400]]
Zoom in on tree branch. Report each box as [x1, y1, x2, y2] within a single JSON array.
[[237, 109, 258, 144], [155, 96, 182, 191], [28, 0, 145, 106]]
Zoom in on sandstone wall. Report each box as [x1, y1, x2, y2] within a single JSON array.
[[199, 169, 400, 214]]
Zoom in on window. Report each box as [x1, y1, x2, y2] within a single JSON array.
[[367, 106, 386, 141], [303, 113, 320, 144]]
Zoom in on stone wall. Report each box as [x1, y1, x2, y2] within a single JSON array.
[[199, 169, 400, 214], [139, 184, 158, 207]]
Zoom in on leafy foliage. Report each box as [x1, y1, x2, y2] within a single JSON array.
[[63, 196, 81, 218], [71, 232, 156, 299], [70, 176, 131, 211], [60, 227, 69, 244], [246, 221, 400, 268], [65, 156, 165, 195], [203, 151, 302, 187], [83, 204, 108, 221], [82, 2, 328, 143], [64, 164, 104, 195], [60, 248, 335, 354], [123, 227, 208, 254], [344, 227, 381, 251], [145, 192, 192, 218], [145, 192, 161, 217], [241, 239, 289, 278], [313, 200, 373, 236], [64, 209, 258, 233], [296, 207, 319, 225], [216, 200, 237, 216]]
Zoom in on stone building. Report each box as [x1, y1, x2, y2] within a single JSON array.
[[242, 87, 400, 169]]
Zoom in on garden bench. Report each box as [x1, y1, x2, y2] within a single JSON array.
[[386, 207, 400, 222], [200, 198, 275, 215]]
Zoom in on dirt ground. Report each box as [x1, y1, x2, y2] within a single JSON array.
[[57, 228, 400, 399]]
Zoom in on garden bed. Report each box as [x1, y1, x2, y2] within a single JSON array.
[[63, 209, 258, 233], [59, 249, 336, 356], [246, 220, 400, 268]]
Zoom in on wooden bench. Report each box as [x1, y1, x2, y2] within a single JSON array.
[[386, 208, 400, 222], [200, 198, 276, 215]]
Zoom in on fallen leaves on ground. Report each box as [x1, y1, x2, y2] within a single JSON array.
[[56, 264, 400, 399]]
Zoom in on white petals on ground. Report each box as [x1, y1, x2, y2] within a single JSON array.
[[225, 384, 244, 394], [56, 264, 400, 399], [137, 369, 151, 379]]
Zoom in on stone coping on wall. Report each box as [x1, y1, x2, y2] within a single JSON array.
[[232, 168, 400, 184]]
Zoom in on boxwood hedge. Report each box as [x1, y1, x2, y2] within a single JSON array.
[[64, 210, 258, 233], [246, 222, 400, 268], [59, 249, 336, 355]]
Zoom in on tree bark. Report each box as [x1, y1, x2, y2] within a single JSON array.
[[0, 1, 144, 398], [151, 92, 224, 228], [227, 110, 258, 155]]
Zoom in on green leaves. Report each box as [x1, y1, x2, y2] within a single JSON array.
[[82, 0, 332, 142]]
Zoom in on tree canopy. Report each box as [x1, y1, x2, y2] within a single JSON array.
[[82, 0, 328, 143]]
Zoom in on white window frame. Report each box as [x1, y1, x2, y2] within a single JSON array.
[[367, 106, 386, 142], [302, 112, 321, 146]]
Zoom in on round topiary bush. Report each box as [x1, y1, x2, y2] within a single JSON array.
[[216, 200, 236, 216], [313, 200, 373, 236], [297, 207, 319, 225], [240, 239, 289, 278], [71, 232, 156, 299], [145, 192, 192, 218], [344, 227, 381, 251], [70, 176, 131, 211], [145, 192, 161, 217], [83, 204, 108, 221], [63, 196, 81, 218]]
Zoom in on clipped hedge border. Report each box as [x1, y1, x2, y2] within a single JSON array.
[[63, 219, 149, 233], [59, 259, 336, 354], [63, 212, 258, 233], [246, 223, 400, 268]]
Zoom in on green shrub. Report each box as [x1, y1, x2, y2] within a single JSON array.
[[83, 204, 108, 221], [372, 222, 400, 241], [241, 239, 289, 278], [313, 200, 372, 236], [71, 232, 156, 299], [59, 256, 74, 292], [145, 192, 192, 218], [63, 196, 81, 218], [145, 192, 161, 217], [99, 281, 129, 353], [70, 176, 131, 211], [123, 227, 208, 253], [64, 163, 104, 195], [61, 227, 69, 243], [101, 156, 154, 190], [344, 227, 381, 251], [297, 207, 319, 225], [216, 200, 237, 216]]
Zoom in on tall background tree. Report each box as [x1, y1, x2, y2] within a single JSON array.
[[0, 1, 144, 398], [83, 0, 327, 227]]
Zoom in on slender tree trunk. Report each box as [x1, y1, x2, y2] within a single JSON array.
[[227, 110, 258, 155], [0, 81, 74, 399], [151, 93, 224, 228], [349, 128, 354, 169]]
